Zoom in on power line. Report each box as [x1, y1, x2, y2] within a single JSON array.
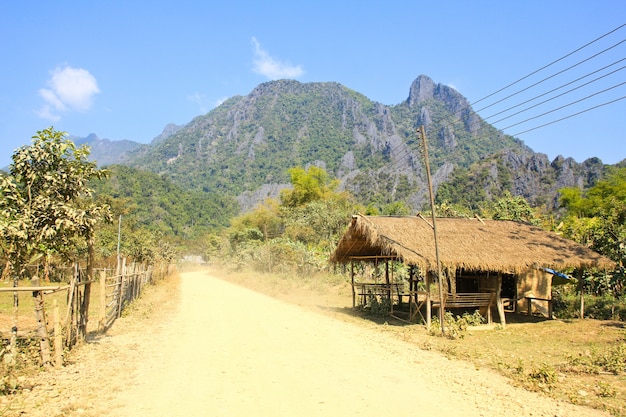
[[510, 95, 626, 136], [470, 23, 626, 107], [483, 57, 626, 121], [490, 64, 626, 125], [498, 81, 626, 131], [475, 38, 626, 114], [380, 25, 626, 170], [353, 24, 626, 177]]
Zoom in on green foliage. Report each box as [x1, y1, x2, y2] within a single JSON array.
[[429, 310, 486, 339], [365, 200, 412, 216], [565, 343, 626, 375], [490, 192, 539, 224], [365, 295, 392, 317], [0, 127, 110, 276], [559, 167, 626, 267], [528, 363, 559, 387], [280, 166, 340, 207], [552, 286, 626, 320], [223, 166, 354, 275], [91, 165, 238, 262]]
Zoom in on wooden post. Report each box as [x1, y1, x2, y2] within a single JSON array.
[[418, 126, 444, 334], [54, 299, 63, 368], [79, 240, 95, 339], [65, 271, 78, 348], [578, 269, 585, 319], [426, 271, 432, 329], [9, 276, 18, 365], [31, 277, 52, 368], [496, 274, 506, 328], [117, 257, 126, 318], [98, 270, 106, 331], [351, 261, 355, 308]]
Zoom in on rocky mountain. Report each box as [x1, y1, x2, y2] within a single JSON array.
[[150, 123, 182, 145], [71, 134, 144, 167], [115, 75, 611, 212]]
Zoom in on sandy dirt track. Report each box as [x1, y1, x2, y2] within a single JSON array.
[[5, 271, 611, 416]]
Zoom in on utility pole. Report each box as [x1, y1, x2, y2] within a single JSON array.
[[116, 215, 122, 276], [418, 125, 445, 335]]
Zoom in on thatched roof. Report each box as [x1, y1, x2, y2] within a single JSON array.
[[330, 214, 615, 273]]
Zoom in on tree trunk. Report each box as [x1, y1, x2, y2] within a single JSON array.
[[31, 277, 52, 368], [79, 239, 95, 339]]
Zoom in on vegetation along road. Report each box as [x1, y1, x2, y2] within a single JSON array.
[[5, 271, 611, 416]]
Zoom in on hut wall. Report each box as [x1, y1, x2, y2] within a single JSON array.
[[516, 269, 552, 317]]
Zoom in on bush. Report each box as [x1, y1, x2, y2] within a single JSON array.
[[565, 343, 626, 375], [552, 290, 626, 320], [429, 310, 486, 339]]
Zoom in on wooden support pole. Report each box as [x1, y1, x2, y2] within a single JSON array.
[[65, 272, 77, 348], [54, 299, 63, 368], [578, 269, 585, 319], [9, 277, 18, 365], [426, 272, 432, 329], [98, 270, 106, 331], [31, 277, 52, 368], [351, 261, 355, 308], [80, 239, 95, 339], [418, 125, 444, 334], [117, 258, 126, 318], [496, 273, 506, 328]]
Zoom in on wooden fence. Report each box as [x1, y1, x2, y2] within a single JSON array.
[[0, 261, 174, 369]]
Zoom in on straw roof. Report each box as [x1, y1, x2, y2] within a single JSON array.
[[330, 214, 615, 273]]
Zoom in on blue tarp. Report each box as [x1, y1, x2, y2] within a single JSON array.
[[541, 267, 575, 285]]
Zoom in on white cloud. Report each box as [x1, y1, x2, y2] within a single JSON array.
[[188, 92, 209, 114], [251, 37, 304, 80], [37, 65, 100, 121]]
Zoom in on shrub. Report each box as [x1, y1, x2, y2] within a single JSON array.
[[429, 310, 486, 339], [552, 290, 626, 320]]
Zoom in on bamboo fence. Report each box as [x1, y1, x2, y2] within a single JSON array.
[[0, 260, 174, 369]]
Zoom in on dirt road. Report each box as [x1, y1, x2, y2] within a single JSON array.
[[5, 271, 610, 416]]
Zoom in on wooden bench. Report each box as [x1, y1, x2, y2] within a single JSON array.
[[431, 292, 496, 323]]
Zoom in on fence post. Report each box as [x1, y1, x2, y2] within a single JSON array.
[[117, 258, 126, 318], [54, 299, 63, 368], [31, 276, 52, 368], [98, 270, 106, 331]]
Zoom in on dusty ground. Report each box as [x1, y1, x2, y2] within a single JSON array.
[[2, 270, 612, 417]]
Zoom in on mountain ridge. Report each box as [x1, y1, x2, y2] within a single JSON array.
[[77, 75, 617, 213]]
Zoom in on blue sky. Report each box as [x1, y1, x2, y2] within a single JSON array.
[[1, 1, 624, 169]]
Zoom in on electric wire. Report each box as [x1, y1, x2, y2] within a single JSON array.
[[510, 95, 626, 136], [490, 64, 626, 125], [470, 23, 626, 107], [347, 24, 626, 176], [498, 81, 626, 131], [381, 26, 626, 171], [483, 57, 626, 121], [475, 38, 626, 114]]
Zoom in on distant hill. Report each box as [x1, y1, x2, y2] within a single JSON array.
[[70, 124, 182, 167], [71, 134, 144, 167]]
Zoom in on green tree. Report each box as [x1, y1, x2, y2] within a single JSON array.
[[0, 127, 110, 365], [559, 167, 626, 266], [490, 192, 538, 225], [280, 166, 341, 207], [0, 127, 110, 277]]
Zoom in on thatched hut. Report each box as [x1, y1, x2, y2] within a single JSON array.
[[330, 214, 615, 327]]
